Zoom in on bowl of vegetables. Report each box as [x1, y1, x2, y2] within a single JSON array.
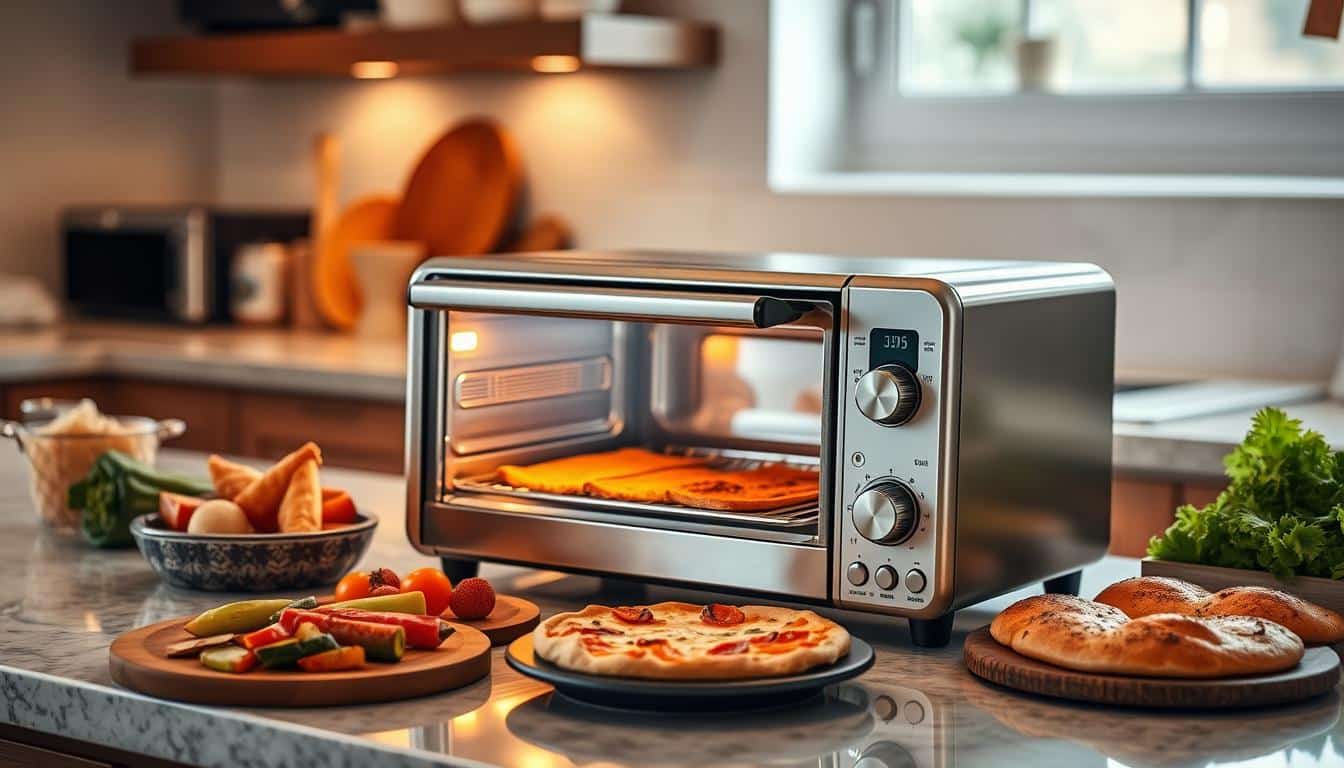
[[1144, 407, 1344, 614], [131, 512, 378, 592]]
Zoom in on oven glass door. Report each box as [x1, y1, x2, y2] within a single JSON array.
[[414, 280, 839, 546]]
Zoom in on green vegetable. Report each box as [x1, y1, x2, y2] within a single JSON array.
[[323, 591, 426, 615], [267, 596, 318, 624], [185, 599, 296, 637], [1148, 407, 1344, 580], [68, 450, 213, 548], [256, 634, 339, 668]]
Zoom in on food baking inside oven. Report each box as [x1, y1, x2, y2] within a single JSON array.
[[440, 310, 832, 541]]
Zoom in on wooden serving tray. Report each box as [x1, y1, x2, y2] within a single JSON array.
[[441, 594, 540, 646], [110, 617, 491, 708], [964, 625, 1340, 709]]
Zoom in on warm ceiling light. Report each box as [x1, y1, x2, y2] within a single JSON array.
[[450, 330, 479, 352], [351, 60, 399, 79], [531, 55, 580, 74]]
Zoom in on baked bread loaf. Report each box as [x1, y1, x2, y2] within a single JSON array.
[[497, 448, 705, 495], [1094, 576, 1344, 645], [990, 593, 1304, 678]]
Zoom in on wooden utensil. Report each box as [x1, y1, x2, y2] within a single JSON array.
[[291, 133, 341, 330], [506, 213, 573, 252], [394, 118, 523, 257], [110, 617, 491, 707], [312, 195, 400, 331], [441, 594, 540, 645], [963, 625, 1339, 709]]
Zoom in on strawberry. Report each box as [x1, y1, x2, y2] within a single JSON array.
[[449, 578, 496, 620]]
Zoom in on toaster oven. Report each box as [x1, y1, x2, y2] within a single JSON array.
[[404, 251, 1115, 646]]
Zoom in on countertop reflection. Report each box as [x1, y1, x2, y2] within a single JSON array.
[[0, 452, 1340, 767]]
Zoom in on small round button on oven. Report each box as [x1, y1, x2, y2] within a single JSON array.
[[905, 569, 927, 594], [847, 562, 869, 587], [874, 564, 898, 591]]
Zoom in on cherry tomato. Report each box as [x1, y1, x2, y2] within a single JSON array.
[[334, 567, 400, 602], [334, 571, 373, 602], [402, 568, 453, 616]]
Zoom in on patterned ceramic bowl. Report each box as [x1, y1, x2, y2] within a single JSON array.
[[129, 513, 378, 592]]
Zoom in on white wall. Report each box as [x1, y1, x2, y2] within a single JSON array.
[[0, 1, 214, 291], [201, 0, 1342, 380]]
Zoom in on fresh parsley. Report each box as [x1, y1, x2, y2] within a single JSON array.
[[1147, 407, 1344, 581]]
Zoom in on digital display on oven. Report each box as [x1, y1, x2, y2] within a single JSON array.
[[869, 328, 919, 372]]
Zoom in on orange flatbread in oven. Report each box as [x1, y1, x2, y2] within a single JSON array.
[[586, 463, 820, 510], [533, 602, 850, 680], [497, 448, 706, 495], [584, 466, 726, 503], [667, 464, 819, 511]]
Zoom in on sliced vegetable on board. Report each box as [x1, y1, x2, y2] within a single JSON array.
[[164, 634, 237, 658], [240, 623, 291, 651], [297, 646, 366, 672], [320, 609, 455, 650], [200, 646, 257, 674], [326, 618, 405, 662]]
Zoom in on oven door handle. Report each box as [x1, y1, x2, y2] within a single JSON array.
[[408, 280, 824, 328]]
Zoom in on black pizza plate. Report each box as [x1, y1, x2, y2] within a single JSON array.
[[505, 634, 875, 712]]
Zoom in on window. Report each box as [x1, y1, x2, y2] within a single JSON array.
[[769, 0, 1344, 196]]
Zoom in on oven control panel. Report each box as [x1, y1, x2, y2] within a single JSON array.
[[835, 285, 946, 614]]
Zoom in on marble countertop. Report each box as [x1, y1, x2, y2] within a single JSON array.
[[0, 451, 1340, 767]]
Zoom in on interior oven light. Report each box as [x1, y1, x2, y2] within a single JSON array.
[[450, 330, 479, 353]]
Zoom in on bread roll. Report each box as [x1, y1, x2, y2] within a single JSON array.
[[990, 593, 1303, 678], [1095, 576, 1344, 645]]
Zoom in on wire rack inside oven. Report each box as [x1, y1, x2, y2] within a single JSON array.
[[452, 447, 820, 530]]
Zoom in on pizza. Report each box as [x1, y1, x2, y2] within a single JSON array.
[[532, 602, 851, 680]]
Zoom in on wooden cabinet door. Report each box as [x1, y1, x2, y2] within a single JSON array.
[[101, 380, 235, 454], [1109, 477, 1180, 558], [236, 392, 404, 473], [1, 378, 109, 420]]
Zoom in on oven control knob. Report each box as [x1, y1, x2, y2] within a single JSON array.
[[855, 364, 921, 426], [852, 482, 918, 545]]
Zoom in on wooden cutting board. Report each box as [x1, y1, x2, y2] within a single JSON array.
[[963, 625, 1340, 709], [110, 617, 491, 707], [394, 118, 522, 257], [441, 594, 540, 646]]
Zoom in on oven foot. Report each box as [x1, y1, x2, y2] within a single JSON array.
[[908, 614, 955, 648], [598, 578, 649, 601], [1042, 570, 1083, 597], [439, 557, 480, 583]]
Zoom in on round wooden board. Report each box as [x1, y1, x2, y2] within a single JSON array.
[[394, 118, 522, 257], [963, 625, 1340, 709], [110, 618, 491, 708], [441, 595, 540, 646]]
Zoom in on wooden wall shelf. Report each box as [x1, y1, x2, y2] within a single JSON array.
[[131, 15, 718, 78]]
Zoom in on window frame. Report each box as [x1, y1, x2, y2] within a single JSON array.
[[768, 0, 1344, 198]]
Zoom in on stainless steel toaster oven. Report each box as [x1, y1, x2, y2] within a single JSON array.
[[404, 251, 1115, 646]]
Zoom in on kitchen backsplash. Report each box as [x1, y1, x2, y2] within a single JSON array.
[[8, 0, 1343, 381]]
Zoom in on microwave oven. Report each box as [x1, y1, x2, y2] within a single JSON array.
[[62, 206, 308, 323], [403, 251, 1115, 646]]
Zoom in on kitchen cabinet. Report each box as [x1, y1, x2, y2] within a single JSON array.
[[236, 392, 403, 473], [2, 378, 404, 474], [0, 724, 185, 767], [1108, 475, 1228, 557]]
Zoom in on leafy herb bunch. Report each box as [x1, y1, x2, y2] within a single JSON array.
[[1148, 407, 1344, 580]]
